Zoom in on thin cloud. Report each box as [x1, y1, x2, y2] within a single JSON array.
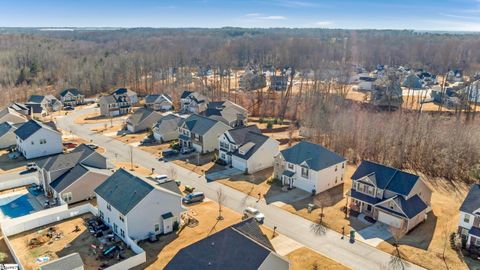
[[245, 13, 262, 17], [439, 13, 479, 20], [260, 15, 286, 20], [315, 21, 332, 26]]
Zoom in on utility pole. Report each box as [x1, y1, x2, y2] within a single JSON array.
[[129, 145, 134, 171]]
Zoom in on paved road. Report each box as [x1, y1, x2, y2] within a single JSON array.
[[56, 107, 423, 270]]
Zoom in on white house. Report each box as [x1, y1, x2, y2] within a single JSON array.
[[152, 113, 185, 142], [14, 120, 63, 159], [0, 107, 28, 125], [126, 107, 163, 133], [95, 169, 186, 241], [145, 94, 173, 111], [112, 88, 138, 104], [180, 91, 209, 113], [218, 125, 279, 174], [59, 88, 85, 107], [179, 114, 230, 154], [347, 160, 432, 232], [274, 141, 346, 194], [458, 184, 480, 248], [26, 95, 62, 115]]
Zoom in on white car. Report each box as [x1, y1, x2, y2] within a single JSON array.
[[26, 162, 37, 171], [243, 207, 265, 223], [152, 174, 169, 183]]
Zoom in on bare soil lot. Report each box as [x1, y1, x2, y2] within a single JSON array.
[[217, 167, 283, 199], [287, 247, 350, 270], [172, 152, 217, 175], [75, 112, 127, 125], [9, 214, 136, 270]]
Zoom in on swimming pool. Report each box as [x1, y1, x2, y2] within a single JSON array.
[[0, 191, 36, 219]]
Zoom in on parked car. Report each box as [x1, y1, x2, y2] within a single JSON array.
[[63, 106, 74, 111], [8, 152, 20, 159], [140, 137, 155, 145], [26, 162, 37, 171], [180, 147, 195, 155], [184, 185, 195, 193], [182, 192, 205, 204], [152, 174, 169, 183], [63, 142, 78, 149], [162, 148, 179, 158], [86, 143, 99, 149], [243, 207, 265, 223]]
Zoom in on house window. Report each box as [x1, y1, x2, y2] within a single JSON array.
[[120, 229, 125, 238], [389, 201, 395, 209], [301, 166, 309, 178], [107, 217, 110, 224], [113, 223, 118, 233], [31, 141, 34, 145], [342, 163, 345, 169], [194, 133, 199, 140], [287, 163, 294, 170], [154, 224, 160, 232], [335, 177, 338, 184], [39, 139, 47, 144], [119, 215, 124, 222], [107, 204, 112, 211], [99, 210, 104, 219], [464, 214, 471, 223], [335, 166, 338, 172]]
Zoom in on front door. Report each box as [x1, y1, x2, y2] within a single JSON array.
[[163, 218, 173, 234]]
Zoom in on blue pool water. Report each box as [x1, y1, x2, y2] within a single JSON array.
[[0, 193, 35, 219], [28, 186, 43, 196]]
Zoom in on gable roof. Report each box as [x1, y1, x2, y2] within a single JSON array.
[[127, 107, 161, 126], [460, 184, 480, 214], [156, 180, 182, 195], [180, 90, 193, 99], [39, 253, 83, 270], [112, 88, 136, 96], [232, 131, 271, 160], [183, 114, 227, 135], [95, 169, 154, 215], [377, 195, 427, 219], [153, 114, 184, 131], [50, 164, 89, 192], [9, 102, 29, 112], [185, 92, 208, 104], [280, 141, 345, 171], [145, 94, 172, 104], [14, 120, 57, 140], [226, 125, 261, 145], [351, 160, 420, 196], [36, 144, 96, 171], [203, 100, 247, 124], [165, 218, 288, 270], [60, 88, 81, 97], [28, 95, 46, 104], [0, 122, 16, 138]]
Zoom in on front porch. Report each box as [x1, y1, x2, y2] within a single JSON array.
[[349, 198, 377, 218]]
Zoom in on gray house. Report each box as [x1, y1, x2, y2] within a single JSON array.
[[126, 107, 163, 133], [180, 91, 209, 113], [26, 95, 62, 115], [145, 94, 173, 111], [112, 88, 138, 104], [59, 88, 85, 107], [99, 95, 132, 117], [458, 184, 480, 248], [35, 144, 112, 204], [165, 218, 289, 270], [203, 100, 248, 127], [0, 107, 27, 125], [95, 169, 186, 241], [152, 114, 185, 142], [179, 114, 231, 154], [347, 160, 432, 232]]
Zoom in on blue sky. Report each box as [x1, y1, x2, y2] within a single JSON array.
[[1, 0, 480, 31]]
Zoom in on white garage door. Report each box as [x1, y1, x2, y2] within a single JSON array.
[[232, 158, 247, 172], [377, 211, 402, 228]]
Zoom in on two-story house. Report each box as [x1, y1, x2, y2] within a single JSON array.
[[126, 107, 163, 133], [202, 100, 248, 127], [95, 169, 186, 241], [458, 184, 480, 248], [14, 120, 62, 159], [99, 95, 132, 117], [269, 75, 289, 91], [35, 144, 112, 204], [0, 122, 22, 149], [145, 94, 173, 111], [112, 88, 138, 104], [59, 88, 85, 107], [26, 95, 62, 115], [180, 91, 209, 114], [152, 113, 185, 143], [0, 107, 28, 125], [274, 141, 346, 194], [179, 114, 230, 154], [347, 160, 432, 232], [218, 125, 279, 174]]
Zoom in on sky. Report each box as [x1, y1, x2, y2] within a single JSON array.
[[1, 0, 480, 31]]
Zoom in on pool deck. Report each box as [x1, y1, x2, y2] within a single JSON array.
[[0, 187, 48, 220]]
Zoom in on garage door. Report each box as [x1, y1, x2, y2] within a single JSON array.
[[377, 211, 403, 228], [232, 158, 247, 172]]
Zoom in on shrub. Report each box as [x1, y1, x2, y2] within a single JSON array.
[[266, 121, 273, 130]]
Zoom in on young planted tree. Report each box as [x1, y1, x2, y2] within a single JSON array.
[[389, 226, 408, 270], [216, 188, 226, 221]]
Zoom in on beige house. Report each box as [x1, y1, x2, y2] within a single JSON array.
[[179, 114, 230, 154]]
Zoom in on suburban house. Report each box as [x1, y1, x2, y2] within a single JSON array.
[[458, 184, 480, 248], [0, 107, 28, 125], [99, 94, 132, 117], [0, 122, 21, 149], [402, 74, 423, 89], [274, 141, 346, 194], [14, 120, 62, 159], [218, 125, 279, 174], [180, 91, 210, 113], [95, 169, 186, 241], [145, 94, 173, 111], [126, 107, 163, 133], [112, 88, 138, 104], [59, 88, 85, 106], [8, 102, 30, 116], [165, 218, 289, 270], [179, 114, 230, 154], [152, 113, 185, 142], [202, 100, 248, 127], [269, 75, 289, 91], [26, 95, 62, 115], [239, 71, 267, 91], [347, 160, 432, 232], [35, 144, 112, 204], [39, 253, 84, 270], [357, 76, 377, 91]]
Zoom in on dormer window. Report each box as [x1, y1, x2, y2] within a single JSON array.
[[464, 214, 471, 223]]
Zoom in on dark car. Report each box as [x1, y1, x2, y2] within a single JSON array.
[[182, 192, 205, 204], [180, 147, 195, 155], [162, 148, 179, 157], [63, 106, 74, 111]]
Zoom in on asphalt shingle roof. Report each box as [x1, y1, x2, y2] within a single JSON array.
[[226, 125, 261, 145], [0, 122, 15, 138], [180, 90, 193, 99], [127, 107, 161, 126], [39, 253, 83, 270], [165, 219, 287, 270], [60, 88, 81, 97], [112, 88, 136, 96], [50, 164, 89, 192], [281, 141, 345, 171], [203, 100, 247, 124], [14, 120, 56, 140], [35, 144, 95, 171], [351, 160, 420, 196], [460, 184, 480, 214], [28, 95, 46, 104], [183, 114, 227, 135], [153, 114, 184, 133], [232, 131, 270, 160], [95, 169, 154, 215]]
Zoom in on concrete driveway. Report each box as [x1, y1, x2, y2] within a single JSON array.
[[265, 188, 311, 205], [205, 167, 243, 182], [356, 222, 392, 247]]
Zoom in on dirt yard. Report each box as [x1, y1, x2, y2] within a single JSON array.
[[114, 162, 153, 176], [115, 131, 149, 146], [9, 214, 136, 270], [138, 142, 171, 157], [172, 152, 217, 175], [287, 247, 350, 270], [91, 124, 123, 135], [0, 150, 28, 174], [74, 111, 127, 125], [217, 167, 283, 199]]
